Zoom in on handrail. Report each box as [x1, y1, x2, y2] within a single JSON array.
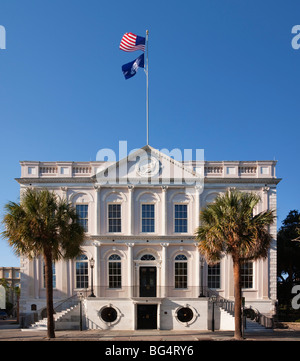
[[53, 294, 79, 313], [204, 287, 235, 316], [20, 294, 79, 328]]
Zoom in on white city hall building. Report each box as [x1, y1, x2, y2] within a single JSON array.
[[17, 145, 280, 330]]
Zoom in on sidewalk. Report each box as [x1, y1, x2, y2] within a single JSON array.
[[0, 321, 300, 341]]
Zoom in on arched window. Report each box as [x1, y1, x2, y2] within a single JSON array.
[[76, 255, 88, 289], [108, 254, 121, 289], [140, 254, 156, 261], [175, 254, 187, 289]]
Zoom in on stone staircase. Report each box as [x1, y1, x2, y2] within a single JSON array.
[[219, 307, 235, 330], [23, 294, 82, 331], [26, 304, 80, 330], [244, 318, 274, 333]]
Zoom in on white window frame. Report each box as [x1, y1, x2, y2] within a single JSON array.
[[107, 253, 122, 289], [74, 255, 89, 290], [174, 203, 188, 234], [174, 254, 188, 289], [76, 203, 89, 233], [107, 202, 122, 233], [241, 261, 255, 290], [140, 203, 156, 234]]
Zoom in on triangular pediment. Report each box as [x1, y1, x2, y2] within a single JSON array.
[[94, 145, 203, 187]]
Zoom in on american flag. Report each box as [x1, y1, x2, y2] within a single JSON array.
[[119, 32, 145, 52]]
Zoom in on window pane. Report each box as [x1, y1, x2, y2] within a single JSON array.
[[108, 204, 121, 232], [208, 263, 220, 289], [241, 262, 253, 289], [142, 204, 155, 232], [175, 204, 187, 233], [76, 256, 88, 289], [109, 259, 121, 288], [76, 205, 88, 232], [175, 261, 187, 289]]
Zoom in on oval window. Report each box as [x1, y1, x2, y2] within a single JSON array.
[[177, 307, 194, 323], [100, 307, 118, 323]]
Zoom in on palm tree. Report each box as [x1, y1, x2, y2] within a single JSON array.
[[196, 189, 275, 339], [2, 188, 85, 339]]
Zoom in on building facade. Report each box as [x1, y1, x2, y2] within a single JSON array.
[[0, 267, 20, 314], [17, 145, 280, 330]]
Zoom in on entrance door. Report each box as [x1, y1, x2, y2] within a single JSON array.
[[139, 266, 156, 297], [137, 304, 157, 329]]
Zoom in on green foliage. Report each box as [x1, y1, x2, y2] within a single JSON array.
[[277, 210, 300, 284], [196, 189, 275, 264], [1, 188, 85, 261]]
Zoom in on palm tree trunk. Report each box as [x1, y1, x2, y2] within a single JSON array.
[[44, 250, 55, 339], [233, 258, 243, 339]]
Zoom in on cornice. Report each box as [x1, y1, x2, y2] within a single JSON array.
[[15, 177, 96, 185], [87, 235, 195, 241], [204, 177, 282, 185], [16, 177, 281, 185]]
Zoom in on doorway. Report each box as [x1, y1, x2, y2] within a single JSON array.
[[139, 266, 156, 297], [137, 304, 157, 329]]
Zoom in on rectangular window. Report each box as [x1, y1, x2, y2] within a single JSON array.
[[175, 262, 187, 289], [108, 204, 121, 232], [241, 262, 253, 289], [76, 204, 88, 232], [43, 263, 56, 289], [109, 262, 121, 288], [174, 204, 188, 233], [208, 263, 221, 289], [142, 204, 155, 232]]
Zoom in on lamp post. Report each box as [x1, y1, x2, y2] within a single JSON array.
[[89, 257, 95, 297], [77, 291, 84, 331], [199, 256, 205, 297], [209, 295, 217, 332]]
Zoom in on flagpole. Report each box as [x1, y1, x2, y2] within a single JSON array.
[[146, 30, 149, 145]]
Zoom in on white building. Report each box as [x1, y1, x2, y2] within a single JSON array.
[[17, 145, 280, 330]]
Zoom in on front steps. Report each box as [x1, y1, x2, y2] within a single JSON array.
[[24, 304, 80, 331]]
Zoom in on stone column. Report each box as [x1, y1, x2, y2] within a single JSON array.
[[195, 186, 200, 228], [126, 243, 134, 297], [194, 243, 200, 297], [261, 186, 270, 300], [94, 241, 101, 297], [161, 243, 169, 297], [94, 186, 101, 235], [161, 186, 167, 235], [128, 186, 134, 235]]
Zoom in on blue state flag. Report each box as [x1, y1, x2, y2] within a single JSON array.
[[122, 53, 144, 80]]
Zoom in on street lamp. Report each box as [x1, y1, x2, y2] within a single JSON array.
[[209, 295, 217, 332], [77, 291, 84, 331], [199, 256, 205, 297], [89, 257, 95, 297]]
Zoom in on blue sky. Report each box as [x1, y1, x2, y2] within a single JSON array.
[[0, 0, 299, 266]]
